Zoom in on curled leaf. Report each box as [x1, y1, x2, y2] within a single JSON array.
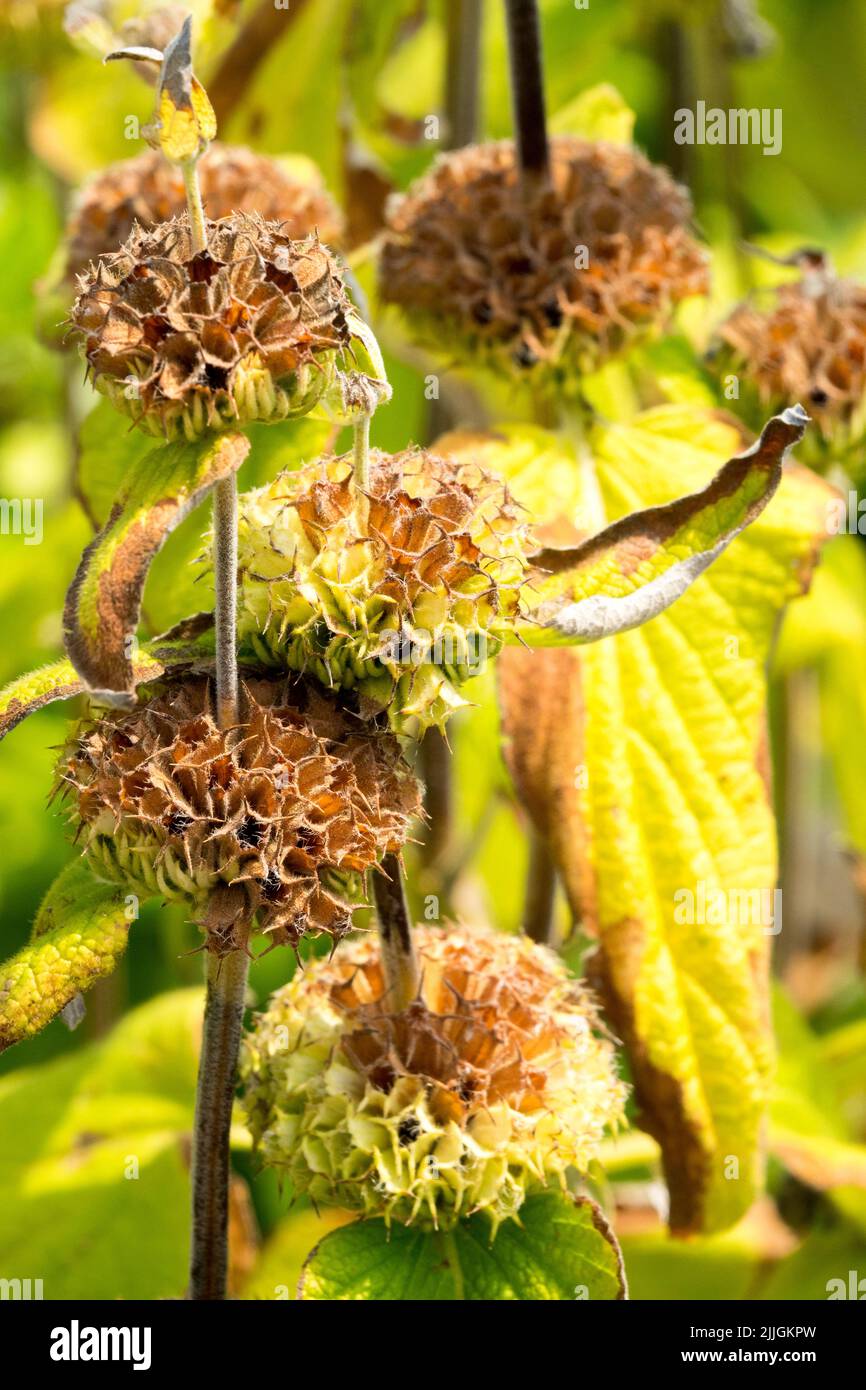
[[519, 405, 809, 645], [63, 431, 249, 701], [0, 628, 217, 743], [0, 862, 130, 1054]]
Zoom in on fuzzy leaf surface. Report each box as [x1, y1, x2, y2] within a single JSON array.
[[0, 860, 130, 1053]]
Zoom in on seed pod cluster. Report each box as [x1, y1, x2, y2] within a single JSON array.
[[241, 923, 627, 1230], [380, 136, 708, 383], [69, 212, 353, 439], [233, 448, 530, 734], [64, 143, 344, 283], [718, 273, 866, 469], [57, 679, 420, 953]]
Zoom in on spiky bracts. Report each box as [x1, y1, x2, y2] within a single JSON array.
[[379, 137, 708, 384], [241, 923, 627, 1231], [57, 679, 420, 953], [717, 274, 866, 468], [233, 448, 530, 735], [69, 212, 353, 439], [64, 144, 344, 282]]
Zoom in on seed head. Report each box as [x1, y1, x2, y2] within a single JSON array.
[[69, 212, 355, 439], [717, 272, 866, 468], [241, 923, 626, 1230], [57, 678, 420, 954], [380, 137, 708, 384], [233, 448, 530, 735], [64, 144, 344, 283]]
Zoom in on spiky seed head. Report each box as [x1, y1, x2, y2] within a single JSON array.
[[717, 275, 866, 469], [68, 211, 355, 440], [232, 448, 530, 735], [241, 923, 627, 1231], [57, 678, 420, 954], [379, 137, 708, 386], [64, 144, 344, 283]]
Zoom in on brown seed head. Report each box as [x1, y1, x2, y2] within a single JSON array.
[[58, 679, 420, 954], [242, 923, 627, 1228], [718, 274, 866, 464], [380, 136, 708, 381], [65, 143, 344, 282], [69, 211, 354, 439]]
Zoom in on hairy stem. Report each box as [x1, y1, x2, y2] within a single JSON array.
[[353, 412, 371, 491], [182, 158, 208, 255], [504, 0, 550, 187], [523, 830, 557, 944], [189, 941, 250, 1300], [373, 853, 421, 1011], [420, 729, 455, 871], [213, 475, 239, 731]]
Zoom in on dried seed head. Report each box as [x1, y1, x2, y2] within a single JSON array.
[[241, 923, 626, 1231], [69, 212, 355, 439], [379, 137, 708, 384], [233, 448, 530, 735], [64, 144, 344, 283], [717, 273, 866, 467], [57, 678, 420, 954]]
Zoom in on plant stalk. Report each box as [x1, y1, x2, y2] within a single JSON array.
[[213, 475, 239, 730], [445, 0, 483, 149], [353, 412, 371, 491], [182, 151, 246, 1302], [182, 157, 208, 255], [504, 0, 550, 188], [523, 829, 557, 944], [373, 853, 421, 1011], [188, 940, 250, 1299]]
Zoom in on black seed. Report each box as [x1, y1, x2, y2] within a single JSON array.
[[398, 1116, 421, 1146], [166, 811, 193, 836], [513, 342, 538, 369], [472, 299, 493, 325], [542, 300, 563, 327], [261, 868, 283, 902], [809, 387, 829, 406], [238, 815, 264, 848]]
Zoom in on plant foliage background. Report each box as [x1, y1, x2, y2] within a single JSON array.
[[1, 0, 865, 1300]]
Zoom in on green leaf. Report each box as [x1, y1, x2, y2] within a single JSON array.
[[0, 988, 202, 1299], [0, 860, 130, 1053], [476, 407, 834, 1234], [518, 406, 809, 645], [64, 430, 249, 698], [0, 626, 217, 742], [549, 82, 636, 144], [299, 1193, 626, 1301]]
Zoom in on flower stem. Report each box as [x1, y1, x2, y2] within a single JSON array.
[[182, 157, 208, 255], [504, 0, 550, 188], [189, 940, 249, 1300], [523, 830, 557, 944], [353, 412, 371, 491], [213, 475, 239, 731], [373, 853, 421, 1011]]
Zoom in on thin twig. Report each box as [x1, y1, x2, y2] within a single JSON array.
[[209, 0, 312, 128], [373, 853, 421, 1011], [445, 0, 483, 150]]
